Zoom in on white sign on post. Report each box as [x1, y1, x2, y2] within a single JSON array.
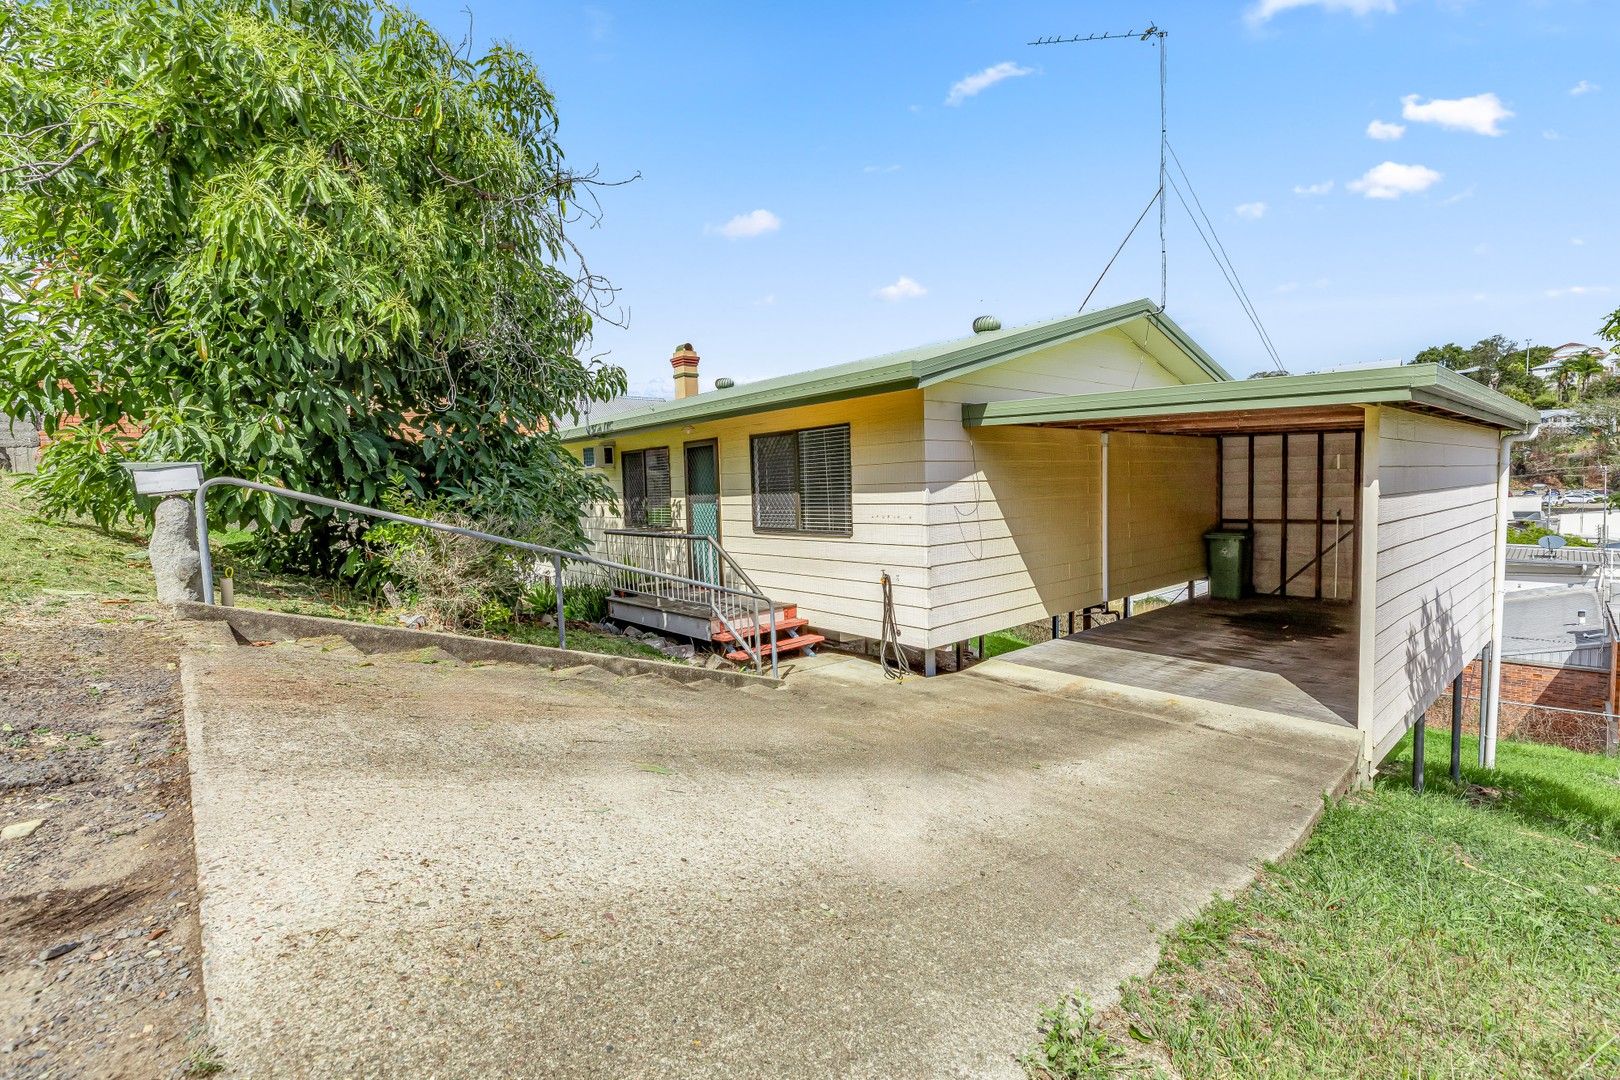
[[122, 462, 204, 496]]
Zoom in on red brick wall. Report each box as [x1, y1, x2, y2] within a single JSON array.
[[1452, 660, 1611, 713], [1425, 658, 1615, 753]]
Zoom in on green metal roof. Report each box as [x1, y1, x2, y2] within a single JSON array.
[[960, 363, 1539, 431], [559, 299, 1231, 440]]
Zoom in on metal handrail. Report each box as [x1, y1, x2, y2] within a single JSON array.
[[602, 527, 766, 596], [598, 526, 777, 666], [193, 478, 779, 677]]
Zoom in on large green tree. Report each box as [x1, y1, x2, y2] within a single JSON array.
[[0, 0, 626, 568]]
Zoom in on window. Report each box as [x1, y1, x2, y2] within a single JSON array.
[[581, 446, 596, 468], [751, 424, 851, 536], [621, 447, 673, 528]]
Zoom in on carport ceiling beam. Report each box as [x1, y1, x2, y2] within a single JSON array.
[[1047, 406, 1364, 435]]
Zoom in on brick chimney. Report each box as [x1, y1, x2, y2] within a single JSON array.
[[671, 343, 700, 400]]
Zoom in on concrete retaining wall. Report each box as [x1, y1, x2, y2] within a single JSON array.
[[173, 602, 783, 689]]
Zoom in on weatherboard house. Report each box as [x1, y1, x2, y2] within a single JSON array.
[[561, 298, 1538, 777]]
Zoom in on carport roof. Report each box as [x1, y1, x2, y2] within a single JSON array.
[[960, 363, 1539, 435]]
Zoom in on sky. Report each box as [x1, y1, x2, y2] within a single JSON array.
[[411, 0, 1620, 395]]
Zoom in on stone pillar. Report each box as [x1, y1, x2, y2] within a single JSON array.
[[149, 495, 203, 604]]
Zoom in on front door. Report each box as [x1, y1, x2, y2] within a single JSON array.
[[684, 441, 721, 584]]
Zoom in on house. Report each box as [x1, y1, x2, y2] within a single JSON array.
[[559, 298, 1539, 778]]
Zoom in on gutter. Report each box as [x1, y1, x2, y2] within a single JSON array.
[[1481, 421, 1541, 769]]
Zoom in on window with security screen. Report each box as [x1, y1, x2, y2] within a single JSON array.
[[750, 424, 851, 536], [621, 446, 673, 528]]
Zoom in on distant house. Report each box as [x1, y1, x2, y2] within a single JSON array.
[[561, 297, 1538, 777]]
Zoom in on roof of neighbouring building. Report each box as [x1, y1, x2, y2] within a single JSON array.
[[558, 298, 1231, 440], [1501, 585, 1615, 670], [570, 394, 667, 426]]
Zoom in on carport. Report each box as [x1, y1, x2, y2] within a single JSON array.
[[961, 364, 1540, 776]]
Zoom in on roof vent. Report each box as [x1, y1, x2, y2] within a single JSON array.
[[715, 377, 735, 390], [972, 315, 1002, 334]]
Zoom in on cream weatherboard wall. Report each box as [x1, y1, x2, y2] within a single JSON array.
[[921, 329, 1218, 646], [1362, 407, 1502, 763], [576, 389, 930, 643]]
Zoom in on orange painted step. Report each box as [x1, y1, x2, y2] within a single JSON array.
[[709, 605, 796, 635], [711, 617, 810, 643], [725, 633, 826, 663]]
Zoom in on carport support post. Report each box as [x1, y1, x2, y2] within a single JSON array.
[[551, 555, 567, 651], [1450, 671, 1465, 783], [1411, 713, 1425, 793], [1051, 615, 1060, 640]]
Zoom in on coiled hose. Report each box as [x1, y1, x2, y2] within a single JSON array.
[[879, 571, 911, 681]]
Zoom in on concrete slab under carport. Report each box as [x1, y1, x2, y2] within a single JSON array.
[[182, 635, 1357, 1079], [994, 598, 1358, 727]]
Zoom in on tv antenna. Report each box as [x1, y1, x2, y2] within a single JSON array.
[[1030, 24, 1286, 373], [1032, 25, 1168, 311]]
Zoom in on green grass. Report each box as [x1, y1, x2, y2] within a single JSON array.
[[982, 629, 1035, 658], [1030, 733, 1620, 1079], [0, 477, 156, 604]]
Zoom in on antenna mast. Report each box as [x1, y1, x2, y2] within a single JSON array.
[[1031, 25, 1168, 311]]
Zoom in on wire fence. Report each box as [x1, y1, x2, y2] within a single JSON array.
[[1422, 692, 1619, 756]]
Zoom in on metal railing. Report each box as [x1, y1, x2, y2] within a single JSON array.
[[192, 478, 780, 677], [599, 528, 763, 594]]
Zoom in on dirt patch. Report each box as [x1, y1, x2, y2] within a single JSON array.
[[0, 598, 206, 1077]]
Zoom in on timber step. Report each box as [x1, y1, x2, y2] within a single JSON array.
[[724, 633, 826, 664], [711, 617, 810, 643]]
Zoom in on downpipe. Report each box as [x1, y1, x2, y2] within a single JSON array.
[[1481, 422, 1539, 769]]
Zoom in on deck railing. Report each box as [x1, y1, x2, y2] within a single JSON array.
[[191, 478, 780, 677]]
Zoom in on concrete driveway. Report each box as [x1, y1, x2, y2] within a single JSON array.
[[182, 632, 1357, 1079]]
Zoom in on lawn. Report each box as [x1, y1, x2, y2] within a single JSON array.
[[0, 476, 666, 662], [1027, 731, 1620, 1079]]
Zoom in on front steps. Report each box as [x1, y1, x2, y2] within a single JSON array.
[[714, 607, 826, 664]]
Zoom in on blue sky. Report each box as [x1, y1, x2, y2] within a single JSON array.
[[413, 0, 1619, 394]]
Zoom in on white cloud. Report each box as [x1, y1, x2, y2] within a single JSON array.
[[945, 62, 1034, 106], [583, 5, 613, 41], [1571, 80, 1599, 96], [1347, 161, 1442, 199], [1572, 237, 1585, 247], [1293, 180, 1334, 196], [754, 293, 776, 308], [1400, 92, 1513, 136], [863, 164, 902, 174], [1247, 0, 1396, 25], [1542, 129, 1564, 141], [1366, 119, 1406, 140], [874, 276, 927, 302], [709, 209, 781, 239], [1235, 201, 1268, 220], [1545, 285, 1612, 298]]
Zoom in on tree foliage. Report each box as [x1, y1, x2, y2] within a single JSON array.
[[0, 0, 627, 569]]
